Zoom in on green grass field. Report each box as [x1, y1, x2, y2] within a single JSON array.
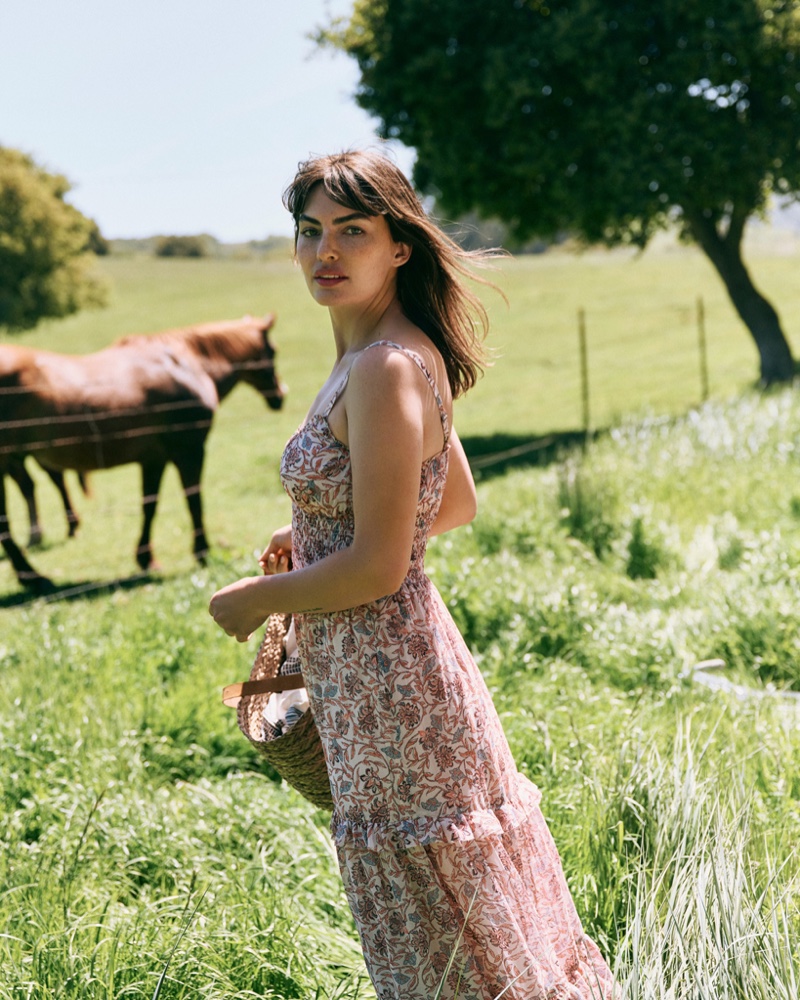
[[1, 240, 799, 998]]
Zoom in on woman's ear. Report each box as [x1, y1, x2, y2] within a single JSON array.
[[393, 242, 412, 267]]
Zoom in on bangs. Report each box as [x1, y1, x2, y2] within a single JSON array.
[[285, 160, 387, 222], [321, 165, 386, 217]]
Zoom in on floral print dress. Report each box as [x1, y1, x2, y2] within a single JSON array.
[[281, 342, 613, 1000]]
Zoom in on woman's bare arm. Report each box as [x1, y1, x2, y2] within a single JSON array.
[[429, 428, 477, 537], [209, 349, 434, 640]]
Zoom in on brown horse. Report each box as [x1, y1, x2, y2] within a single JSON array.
[[0, 314, 284, 591]]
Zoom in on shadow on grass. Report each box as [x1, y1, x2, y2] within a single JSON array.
[[0, 570, 158, 609], [462, 428, 604, 480]]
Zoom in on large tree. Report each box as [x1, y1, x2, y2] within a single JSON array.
[[0, 146, 107, 332], [326, 0, 800, 383]]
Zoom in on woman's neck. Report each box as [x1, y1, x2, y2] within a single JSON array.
[[329, 293, 404, 361]]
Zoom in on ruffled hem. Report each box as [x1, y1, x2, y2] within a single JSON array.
[[332, 774, 543, 851]]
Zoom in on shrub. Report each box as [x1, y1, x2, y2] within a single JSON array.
[[626, 515, 666, 579], [154, 234, 208, 258], [85, 220, 110, 255], [0, 146, 107, 330]]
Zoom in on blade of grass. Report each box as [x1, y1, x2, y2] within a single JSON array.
[[151, 879, 207, 1000], [432, 885, 480, 1000]]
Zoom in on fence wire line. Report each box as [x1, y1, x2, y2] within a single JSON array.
[[1, 398, 213, 431], [1, 389, 282, 458], [5, 475, 210, 546], [38, 572, 155, 605], [0, 419, 216, 457]]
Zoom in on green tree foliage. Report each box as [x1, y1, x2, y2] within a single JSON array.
[[85, 220, 110, 256], [0, 146, 107, 331], [154, 234, 209, 258], [326, 0, 800, 383]]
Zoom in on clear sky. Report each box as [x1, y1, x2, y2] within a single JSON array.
[[0, 0, 414, 242]]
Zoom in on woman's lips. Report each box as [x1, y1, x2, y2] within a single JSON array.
[[314, 273, 347, 286]]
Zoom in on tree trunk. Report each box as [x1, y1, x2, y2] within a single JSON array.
[[684, 207, 794, 385]]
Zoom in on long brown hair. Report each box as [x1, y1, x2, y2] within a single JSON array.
[[283, 149, 501, 398]]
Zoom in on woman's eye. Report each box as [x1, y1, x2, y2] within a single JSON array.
[[343, 226, 363, 235], [299, 227, 319, 238]]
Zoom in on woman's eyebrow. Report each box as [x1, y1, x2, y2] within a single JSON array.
[[298, 211, 372, 225]]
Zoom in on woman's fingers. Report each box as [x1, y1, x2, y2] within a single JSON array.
[[261, 550, 290, 575]]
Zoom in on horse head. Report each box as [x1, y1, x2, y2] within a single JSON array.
[[247, 314, 285, 411]]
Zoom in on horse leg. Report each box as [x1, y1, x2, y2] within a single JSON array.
[[0, 473, 53, 592], [43, 467, 81, 537], [137, 461, 166, 571], [173, 447, 209, 565], [8, 458, 43, 546]]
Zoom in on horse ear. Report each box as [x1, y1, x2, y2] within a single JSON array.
[[261, 313, 276, 334]]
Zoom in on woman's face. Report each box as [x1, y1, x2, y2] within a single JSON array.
[[295, 185, 410, 309]]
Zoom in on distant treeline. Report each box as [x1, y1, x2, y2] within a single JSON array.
[[104, 218, 565, 259], [107, 233, 294, 259]]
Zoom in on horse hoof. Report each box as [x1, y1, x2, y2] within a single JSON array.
[[28, 530, 43, 547], [136, 550, 154, 571], [23, 574, 56, 595]]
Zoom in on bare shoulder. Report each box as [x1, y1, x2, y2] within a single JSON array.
[[348, 342, 425, 399], [352, 331, 452, 407]]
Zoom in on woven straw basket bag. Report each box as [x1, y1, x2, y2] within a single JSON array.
[[222, 613, 333, 810]]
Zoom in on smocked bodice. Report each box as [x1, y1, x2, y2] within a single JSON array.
[[280, 414, 449, 583]]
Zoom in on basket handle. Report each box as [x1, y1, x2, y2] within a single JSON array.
[[222, 672, 306, 708]]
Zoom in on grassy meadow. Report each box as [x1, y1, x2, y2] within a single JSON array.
[[1, 237, 800, 998]]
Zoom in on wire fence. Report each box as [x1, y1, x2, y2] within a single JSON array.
[[576, 296, 712, 435], [459, 284, 771, 473]]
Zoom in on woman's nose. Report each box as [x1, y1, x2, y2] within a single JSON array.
[[317, 233, 338, 260]]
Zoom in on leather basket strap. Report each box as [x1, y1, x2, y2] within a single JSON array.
[[222, 673, 307, 708]]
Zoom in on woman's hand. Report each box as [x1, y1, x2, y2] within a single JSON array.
[[208, 576, 271, 642], [210, 530, 293, 641], [259, 523, 293, 575]]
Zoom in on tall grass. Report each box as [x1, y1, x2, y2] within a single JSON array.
[[4, 384, 800, 995]]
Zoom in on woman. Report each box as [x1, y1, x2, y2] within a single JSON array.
[[209, 150, 613, 1000]]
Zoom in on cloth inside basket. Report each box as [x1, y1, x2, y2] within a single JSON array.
[[261, 619, 309, 739]]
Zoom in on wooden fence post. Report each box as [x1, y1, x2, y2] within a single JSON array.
[[578, 308, 590, 438], [697, 296, 709, 402]]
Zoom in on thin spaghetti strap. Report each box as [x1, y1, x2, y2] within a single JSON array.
[[323, 371, 352, 418], [361, 340, 451, 445]]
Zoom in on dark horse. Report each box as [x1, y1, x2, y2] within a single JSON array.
[[0, 314, 284, 590]]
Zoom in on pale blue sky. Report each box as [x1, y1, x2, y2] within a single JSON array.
[[0, 0, 414, 241]]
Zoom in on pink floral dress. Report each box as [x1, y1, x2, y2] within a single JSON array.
[[281, 342, 613, 1000]]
